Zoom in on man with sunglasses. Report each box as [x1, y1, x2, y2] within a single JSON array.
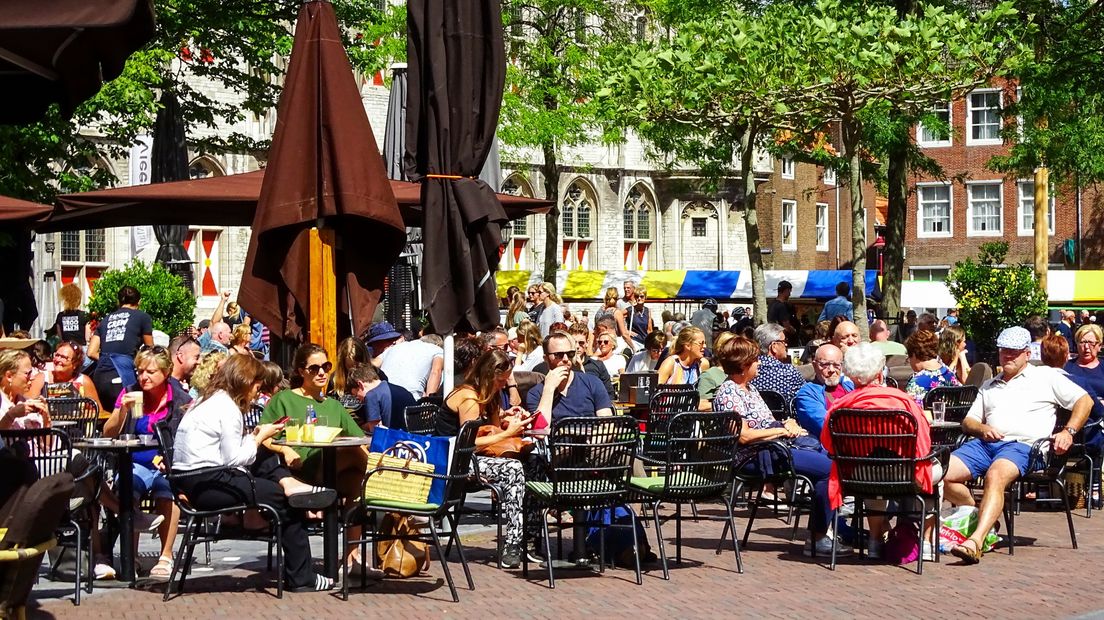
[[793, 344, 854, 437], [526, 333, 613, 427], [532, 325, 617, 401]]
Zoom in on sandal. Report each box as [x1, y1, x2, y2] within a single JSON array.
[[149, 555, 174, 580], [950, 539, 981, 565], [289, 573, 334, 593]]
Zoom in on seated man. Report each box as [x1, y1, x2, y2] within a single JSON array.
[[793, 344, 854, 437], [821, 343, 936, 559], [532, 324, 616, 401], [749, 323, 806, 401], [526, 333, 613, 426], [944, 326, 1092, 564]]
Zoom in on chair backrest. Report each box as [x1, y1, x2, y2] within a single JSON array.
[[153, 420, 176, 471], [440, 421, 480, 510], [649, 385, 698, 414], [0, 428, 72, 479], [922, 385, 978, 423], [965, 362, 993, 388], [640, 409, 682, 462], [243, 403, 265, 432], [757, 389, 789, 422], [884, 376, 900, 390], [826, 408, 921, 499], [403, 403, 440, 435], [546, 415, 638, 509], [658, 411, 742, 500], [45, 397, 100, 440]]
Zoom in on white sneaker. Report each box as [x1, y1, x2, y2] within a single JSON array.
[[93, 562, 116, 580], [921, 542, 935, 562], [133, 511, 164, 532]]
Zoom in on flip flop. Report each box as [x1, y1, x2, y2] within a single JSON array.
[[951, 539, 981, 564], [288, 486, 338, 510]]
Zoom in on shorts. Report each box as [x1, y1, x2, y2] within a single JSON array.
[[952, 439, 1032, 479], [127, 462, 173, 501]]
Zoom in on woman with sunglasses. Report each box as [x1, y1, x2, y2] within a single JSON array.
[[442, 349, 535, 568], [42, 341, 101, 404], [592, 332, 627, 379], [102, 345, 189, 579], [657, 326, 710, 385]]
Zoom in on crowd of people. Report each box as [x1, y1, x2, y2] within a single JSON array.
[[3, 276, 1101, 593]]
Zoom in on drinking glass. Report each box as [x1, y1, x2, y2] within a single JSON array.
[[932, 401, 946, 424], [285, 420, 301, 443]]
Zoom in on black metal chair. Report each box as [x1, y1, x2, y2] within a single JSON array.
[[403, 403, 440, 435], [758, 389, 789, 422], [649, 385, 699, 415], [343, 420, 480, 602], [631, 411, 742, 579], [1003, 408, 1080, 553], [825, 408, 941, 574], [0, 428, 95, 605], [153, 421, 286, 600], [721, 439, 815, 547], [45, 397, 100, 441], [922, 385, 977, 424], [522, 415, 640, 588]]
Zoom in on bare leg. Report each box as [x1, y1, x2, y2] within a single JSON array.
[[155, 498, 180, 560], [941, 456, 976, 508], [968, 459, 1020, 549]]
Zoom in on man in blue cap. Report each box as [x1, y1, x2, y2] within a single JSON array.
[[943, 325, 1092, 564]]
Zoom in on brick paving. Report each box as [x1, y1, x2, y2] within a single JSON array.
[[27, 501, 1104, 619]]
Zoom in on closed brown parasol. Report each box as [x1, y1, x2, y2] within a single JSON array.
[[237, 0, 405, 343]]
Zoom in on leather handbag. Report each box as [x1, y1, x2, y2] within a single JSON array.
[[475, 424, 534, 459], [375, 512, 429, 578]]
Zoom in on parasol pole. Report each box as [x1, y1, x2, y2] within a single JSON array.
[[309, 221, 337, 358], [443, 333, 454, 394]]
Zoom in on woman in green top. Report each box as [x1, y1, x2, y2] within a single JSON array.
[[261, 343, 367, 500]]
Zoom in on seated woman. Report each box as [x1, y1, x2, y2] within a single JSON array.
[[0, 349, 50, 430], [173, 354, 337, 592], [1042, 334, 1104, 461], [658, 326, 710, 385], [822, 343, 938, 560], [904, 329, 959, 407], [42, 341, 101, 404], [442, 349, 536, 569], [938, 324, 971, 384], [711, 336, 837, 557], [101, 346, 190, 579], [626, 331, 666, 374], [259, 343, 368, 572]]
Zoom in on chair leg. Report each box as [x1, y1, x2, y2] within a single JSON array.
[[723, 497, 743, 574], [163, 519, 194, 602], [428, 519, 459, 602], [1058, 480, 1078, 549], [829, 509, 839, 571], [1004, 489, 1015, 556], [447, 514, 474, 590], [72, 521, 82, 606], [274, 520, 284, 599], [742, 485, 763, 547], [649, 501, 669, 580], [675, 503, 683, 564], [914, 495, 924, 576], [628, 511, 642, 585], [541, 509, 555, 589], [597, 519, 606, 574]]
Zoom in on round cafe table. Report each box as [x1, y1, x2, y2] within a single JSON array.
[[272, 436, 372, 580]]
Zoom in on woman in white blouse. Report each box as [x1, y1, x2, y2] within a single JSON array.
[[173, 355, 338, 592]]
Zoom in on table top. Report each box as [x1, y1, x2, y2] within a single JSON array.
[[51, 420, 77, 428], [930, 420, 962, 429], [523, 428, 550, 438], [74, 438, 154, 452], [273, 436, 372, 449]]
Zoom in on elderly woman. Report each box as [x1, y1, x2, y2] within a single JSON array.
[[1043, 334, 1104, 461], [938, 324, 971, 384], [1065, 324, 1104, 399], [102, 346, 190, 579], [821, 343, 938, 560], [616, 286, 654, 350], [42, 341, 101, 404], [658, 326, 710, 385], [711, 336, 837, 557], [904, 329, 960, 407]]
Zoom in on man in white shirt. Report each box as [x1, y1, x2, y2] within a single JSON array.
[[944, 326, 1092, 564], [379, 334, 444, 400]]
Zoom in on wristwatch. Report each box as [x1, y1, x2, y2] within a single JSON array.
[[1065, 426, 1078, 436]]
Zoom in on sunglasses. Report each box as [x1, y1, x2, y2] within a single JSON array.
[[139, 344, 168, 355], [597, 339, 613, 345], [548, 350, 576, 360], [303, 362, 333, 375], [495, 360, 513, 373]]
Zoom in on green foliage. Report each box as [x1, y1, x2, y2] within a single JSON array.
[[946, 242, 1048, 349], [88, 260, 197, 336], [0, 0, 392, 204]]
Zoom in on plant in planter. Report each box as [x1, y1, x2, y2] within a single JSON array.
[[88, 260, 197, 337], [946, 242, 1048, 357]]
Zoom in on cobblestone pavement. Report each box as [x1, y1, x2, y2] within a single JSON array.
[[27, 498, 1104, 619]]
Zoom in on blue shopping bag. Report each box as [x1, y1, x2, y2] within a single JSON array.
[[369, 427, 450, 505]]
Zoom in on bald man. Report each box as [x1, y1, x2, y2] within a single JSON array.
[[793, 344, 855, 437], [831, 321, 861, 353]]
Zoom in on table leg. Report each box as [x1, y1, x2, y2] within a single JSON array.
[[116, 452, 136, 584], [323, 450, 339, 580]]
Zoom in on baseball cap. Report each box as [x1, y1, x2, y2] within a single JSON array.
[[365, 321, 402, 344], [995, 326, 1031, 351]]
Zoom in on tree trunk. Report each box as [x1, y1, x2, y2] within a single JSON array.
[[541, 140, 560, 283], [739, 124, 769, 325], [882, 139, 908, 323], [843, 112, 869, 339]]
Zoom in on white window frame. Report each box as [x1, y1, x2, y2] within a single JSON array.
[[967, 89, 1002, 146], [822, 167, 836, 186], [1017, 179, 1056, 237], [780, 156, 795, 180], [916, 182, 953, 239], [815, 202, 829, 251], [908, 266, 951, 282], [917, 100, 952, 147], [781, 199, 797, 250], [965, 181, 1004, 237]]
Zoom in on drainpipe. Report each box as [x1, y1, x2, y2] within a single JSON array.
[[835, 178, 841, 269], [1076, 173, 1083, 269]]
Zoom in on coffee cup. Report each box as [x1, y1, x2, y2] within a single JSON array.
[[125, 391, 145, 417]]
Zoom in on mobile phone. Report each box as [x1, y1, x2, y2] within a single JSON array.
[[275, 415, 291, 425]]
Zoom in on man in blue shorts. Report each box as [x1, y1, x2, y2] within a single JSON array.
[[943, 326, 1092, 564]]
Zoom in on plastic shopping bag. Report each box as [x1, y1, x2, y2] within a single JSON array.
[[938, 506, 1000, 553]]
